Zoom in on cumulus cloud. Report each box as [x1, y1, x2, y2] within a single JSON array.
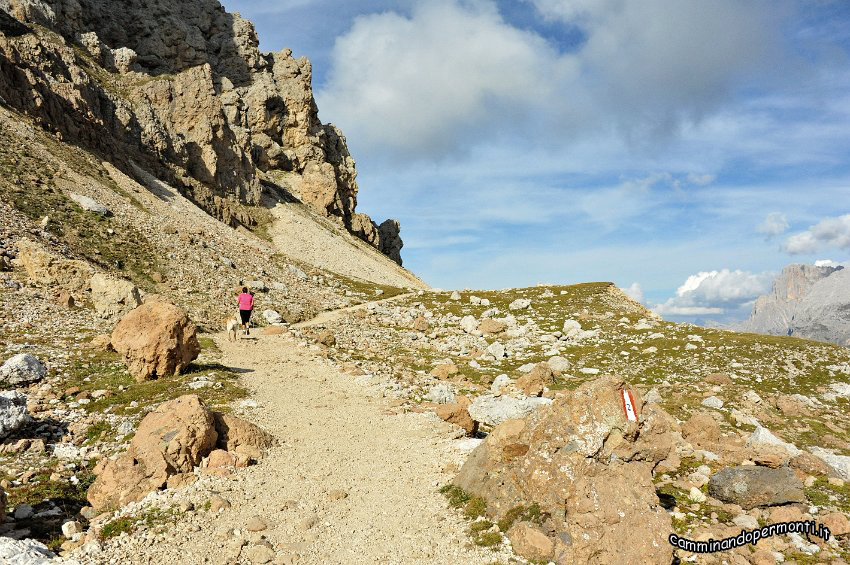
[[815, 259, 839, 267], [318, 0, 787, 159], [784, 214, 850, 254], [621, 282, 644, 303], [318, 1, 568, 157], [756, 212, 789, 238], [654, 269, 774, 317]]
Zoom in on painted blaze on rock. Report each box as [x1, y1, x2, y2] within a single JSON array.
[[454, 376, 676, 564]]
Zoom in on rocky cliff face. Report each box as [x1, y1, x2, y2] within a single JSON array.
[[0, 0, 403, 263], [737, 264, 850, 346]]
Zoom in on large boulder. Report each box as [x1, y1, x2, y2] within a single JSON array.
[[111, 302, 200, 381], [90, 273, 142, 320], [87, 395, 218, 510], [0, 391, 29, 438], [708, 466, 805, 509], [454, 376, 675, 564], [0, 353, 46, 386], [13, 238, 93, 299]]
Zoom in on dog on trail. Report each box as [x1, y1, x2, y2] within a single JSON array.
[[226, 316, 240, 342]]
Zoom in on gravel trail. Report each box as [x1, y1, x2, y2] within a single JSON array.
[[96, 328, 496, 564]]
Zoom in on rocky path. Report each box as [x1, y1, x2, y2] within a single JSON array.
[[96, 326, 497, 564], [292, 292, 413, 329]]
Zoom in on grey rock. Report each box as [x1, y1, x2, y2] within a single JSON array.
[[0, 353, 46, 385], [246, 280, 268, 292], [468, 394, 552, 427], [809, 447, 850, 480], [425, 383, 455, 405], [69, 193, 110, 215], [0, 391, 29, 438], [747, 426, 801, 457], [14, 503, 33, 520], [0, 537, 56, 564], [509, 298, 531, 311], [708, 466, 804, 509], [288, 266, 307, 280], [262, 309, 282, 324], [701, 396, 724, 410]]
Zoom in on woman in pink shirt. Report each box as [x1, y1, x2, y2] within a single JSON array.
[[237, 287, 254, 335]]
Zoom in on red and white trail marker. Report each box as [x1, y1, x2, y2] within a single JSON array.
[[622, 389, 638, 423]]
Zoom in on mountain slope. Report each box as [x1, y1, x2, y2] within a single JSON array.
[[0, 0, 409, 264], [736, 264, 850, 346]]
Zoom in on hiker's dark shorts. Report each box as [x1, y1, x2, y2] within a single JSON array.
[[239, 309, 252, 324]]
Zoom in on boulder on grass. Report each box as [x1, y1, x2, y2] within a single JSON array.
[[13, 238, 93, 299], [111, 302, 200, 382]]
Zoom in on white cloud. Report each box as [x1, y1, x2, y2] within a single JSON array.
[[318, 1, 569, 158], [784, 214, 850, 254], [654, 269, 774, 317], [815, 259, 839, 267], [756, 212, 789, 238], [621, 282, 644, 303], [318, 0, 787, 159]]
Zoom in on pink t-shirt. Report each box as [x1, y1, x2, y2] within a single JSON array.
[[238, 293, 253, 310]]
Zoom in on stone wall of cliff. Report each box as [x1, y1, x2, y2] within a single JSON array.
[[0, 0, 403, 263], [738, 264, 850, 346]]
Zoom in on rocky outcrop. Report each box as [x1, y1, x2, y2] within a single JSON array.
[[111, 301, 200, 381], [88, 394, 216, 510], [737, 264, 850, 345], [88, 395, 273, 510], [13, 238, 94, 299], [0, 0, 404, 262], [454, 376, 675, 564]]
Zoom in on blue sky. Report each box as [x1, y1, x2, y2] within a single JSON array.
[[222, 0, 850, 324]]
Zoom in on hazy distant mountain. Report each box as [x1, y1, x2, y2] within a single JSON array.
[[735, 264, 850, 346]]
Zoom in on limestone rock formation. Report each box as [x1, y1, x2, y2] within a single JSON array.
[[111, 301, 200, 381], [0, 0, 404, 262], [454, 376, 675, 564], [736, 264, 850, 345], [13, 238, 94, 299]]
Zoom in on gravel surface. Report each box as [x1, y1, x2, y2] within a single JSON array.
[[90, 330, 503, 564]]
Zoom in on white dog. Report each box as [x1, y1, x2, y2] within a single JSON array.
[[226, 316, 240, 342]]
